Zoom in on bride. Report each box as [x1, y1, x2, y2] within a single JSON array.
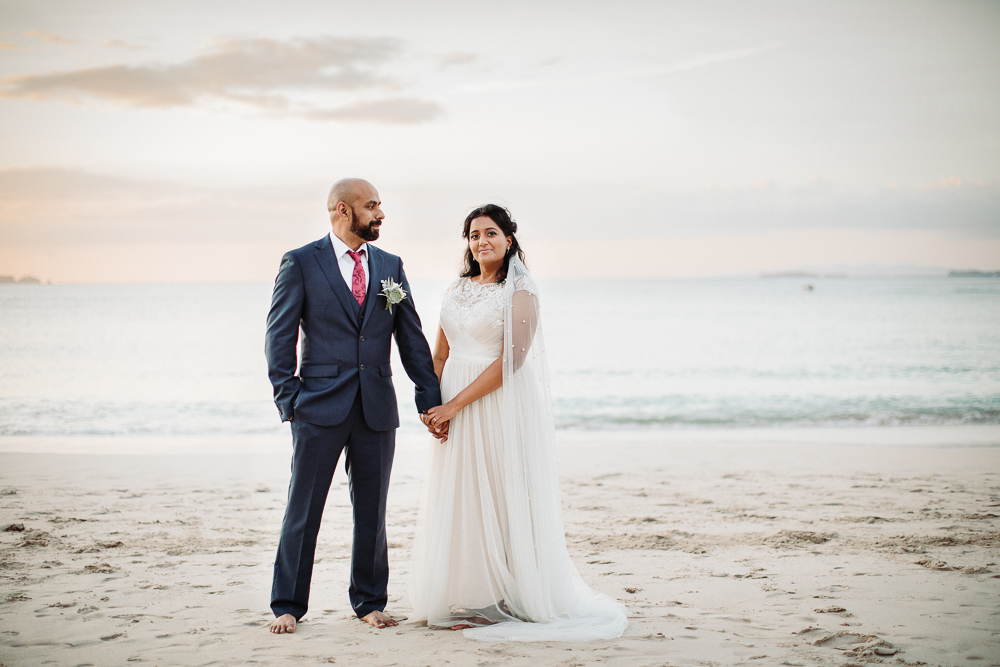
[[409, 204, 628, 642]]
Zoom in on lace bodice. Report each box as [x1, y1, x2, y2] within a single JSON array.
[[440, 278, 505, 362]]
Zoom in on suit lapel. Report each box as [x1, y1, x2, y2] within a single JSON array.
[[361, 246, 384, 331], [312, 235, 358, 327]]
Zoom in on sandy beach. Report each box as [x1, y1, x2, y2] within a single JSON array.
[[1, 426, 998, 667]]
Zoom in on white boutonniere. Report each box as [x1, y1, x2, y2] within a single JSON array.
[[380, 278, 408, 314]]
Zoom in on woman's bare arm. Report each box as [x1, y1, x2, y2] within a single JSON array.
[[432, 324, 450, 382]]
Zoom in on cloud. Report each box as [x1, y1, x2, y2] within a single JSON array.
[[301, 97, 443, 124], [385, 179, 1000, 243], [508, 179, 1000, 239], [632, 43, 782, 78], [0, 41, 21, 50], [105, 39, 145, 50], [461, 44, 782, 96], [0, 167, 320, 247], [6, 169, 997, 252], [438, 51, 477, 66], [25, 30, 73, 45], [3, 169, 999, 282], [0, 167, 192, 204], [0, 36, 443, 124]]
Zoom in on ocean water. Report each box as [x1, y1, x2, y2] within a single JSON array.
[[1, 277, 998, 438]]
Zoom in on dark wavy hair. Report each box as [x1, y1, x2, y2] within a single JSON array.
[[460, 204, 525, 283]]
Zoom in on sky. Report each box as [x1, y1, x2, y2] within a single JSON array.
[[0, 0, 998, 282]]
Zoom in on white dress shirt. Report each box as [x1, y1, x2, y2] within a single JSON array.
[[329, 231, 369, 294]]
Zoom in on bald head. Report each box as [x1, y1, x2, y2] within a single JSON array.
[[327, 178, 374, 212], [327, 178, 384, 250]]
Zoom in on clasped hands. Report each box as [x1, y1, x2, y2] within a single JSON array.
[[421, 402, 458, 443]]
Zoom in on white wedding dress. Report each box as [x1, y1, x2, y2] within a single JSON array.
[[408, 257, 628, 642]]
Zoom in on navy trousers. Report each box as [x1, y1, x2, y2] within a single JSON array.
[[270, 391, 395, 620]]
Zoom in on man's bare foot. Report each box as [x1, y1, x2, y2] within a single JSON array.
[[449, 623, 474, 630], [360, 610, 399, 629], [269, 614, 297, 634]]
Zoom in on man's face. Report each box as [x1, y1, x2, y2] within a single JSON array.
[[348, 185, 384, 242]]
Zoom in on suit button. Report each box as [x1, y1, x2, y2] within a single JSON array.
[[359, 336, 365, 342], [360, 364, 365, 370]]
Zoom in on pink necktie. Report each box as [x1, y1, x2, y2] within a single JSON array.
[[346, 249, 366, 306]]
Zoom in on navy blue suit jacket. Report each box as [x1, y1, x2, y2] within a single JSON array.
[[265, 235, 442, 431]]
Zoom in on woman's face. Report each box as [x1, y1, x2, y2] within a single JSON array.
[[468, 216, 511, 272]]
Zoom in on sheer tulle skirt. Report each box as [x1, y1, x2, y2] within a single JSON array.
[[408, 356, 628, 642], [409, 357, 511, 626]]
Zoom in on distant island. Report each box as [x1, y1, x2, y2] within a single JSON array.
[[948, 270, 999, 277], [0, 275, 44, 284], [760, 271, 847, 279]]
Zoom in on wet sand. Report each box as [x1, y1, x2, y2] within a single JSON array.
[[1, 426, 998, 667]]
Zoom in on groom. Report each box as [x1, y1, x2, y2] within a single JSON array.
[[265, 178, 442, 634]]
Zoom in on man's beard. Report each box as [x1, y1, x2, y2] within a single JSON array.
[[350, 207, 380, 242]]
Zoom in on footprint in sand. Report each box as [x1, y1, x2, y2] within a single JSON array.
[[812, 631, 898, 657], [812, 631, 876, 648], [915, 558, 954, 571]]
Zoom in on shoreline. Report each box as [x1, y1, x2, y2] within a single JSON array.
[[0, 422, 997, 456]]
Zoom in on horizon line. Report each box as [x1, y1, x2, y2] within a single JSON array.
[[5, 273, 993, 287]]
